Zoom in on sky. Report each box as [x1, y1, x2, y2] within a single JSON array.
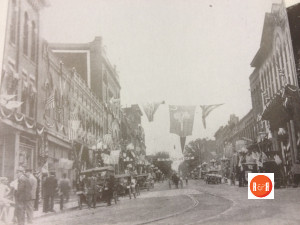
[[1, 0, 299, 169]]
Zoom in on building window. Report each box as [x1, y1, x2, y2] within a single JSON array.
[[9, 0, 17, 44], [23, 13, 29, 55], [30, 21, 36, 61]]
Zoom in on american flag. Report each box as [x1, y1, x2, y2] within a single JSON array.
[[200, 104, 223, 129], [45, 91, 55, 109]]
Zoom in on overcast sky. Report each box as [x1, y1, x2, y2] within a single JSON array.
[[29, 0, 300, 167]]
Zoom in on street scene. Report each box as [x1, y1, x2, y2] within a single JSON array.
[[0, 0, 300, 224]]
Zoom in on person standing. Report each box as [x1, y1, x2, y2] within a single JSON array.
[[44, 172, 57, 212], [87, 173, 97, 209], [58, 173, 71, 210], [33, 171, 40, 211], [14, 167, 31, 225], [106, 175, 115, 206], [25, 169, 37, 224]]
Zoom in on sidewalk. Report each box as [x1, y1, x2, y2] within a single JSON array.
[[33, 193, 78, 218]]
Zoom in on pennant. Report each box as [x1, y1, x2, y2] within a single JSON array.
[[200, 104, 223, 129], [180, 137, 186, 153], [142, 101, 165, 122], [169, 105, 196, 137]]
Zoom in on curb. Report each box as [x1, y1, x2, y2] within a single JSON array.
[[34, 202, 78, 219]]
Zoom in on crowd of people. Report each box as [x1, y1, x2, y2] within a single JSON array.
[[0, 168, 71, 225]]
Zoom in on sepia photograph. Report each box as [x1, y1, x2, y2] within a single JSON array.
[[0, 0, 300, 224]]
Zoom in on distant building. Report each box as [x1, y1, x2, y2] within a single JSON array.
[[120, 105, 146, 174]]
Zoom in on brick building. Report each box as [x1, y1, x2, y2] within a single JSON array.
[[0, 0, 48, 180]]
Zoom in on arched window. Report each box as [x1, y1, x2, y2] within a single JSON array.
[[30, 21, 36, 61], [23, 12, 29, 55], [9, 0, 17, 44]]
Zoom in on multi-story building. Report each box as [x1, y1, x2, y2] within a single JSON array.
[[36, 39, 105, 178], [0, 0, 48, 179], [0, 1, 122, 180], [48, 37, 121, 149], [250, 2, 300, 183]]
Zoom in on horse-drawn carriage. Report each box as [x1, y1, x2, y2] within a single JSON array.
[[76, 166, 117, 209]]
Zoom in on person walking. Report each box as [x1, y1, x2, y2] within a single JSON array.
[[44, 172, 57, 213], [14, 167, 32, 225], [58, 173, 71, 210], [25, 169, 37, 224]]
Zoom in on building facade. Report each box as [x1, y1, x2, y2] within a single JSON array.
[[0, 0, 122, 180], [0, 0, 48, 180], [250, 2, 300, 183], [48, 38, 121, 151]]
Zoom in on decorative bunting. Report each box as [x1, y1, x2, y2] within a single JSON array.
[[2, 100, 23, 110], [200, 104, 223, 129], [142, 101, 165, 122]]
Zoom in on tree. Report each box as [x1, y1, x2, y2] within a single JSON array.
[[152, 152, 173, 177], [183, 138, 217, 174]]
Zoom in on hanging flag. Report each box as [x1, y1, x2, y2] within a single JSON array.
[[142, 101, 165, 122], [68, 107, 80, 141], [45, 91, 55, 109], [180, 137, 186, 153], [169, 105, 196, 137], [200, 104, 223, 129]]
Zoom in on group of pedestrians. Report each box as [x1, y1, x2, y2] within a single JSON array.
[[0, 167, 72, 225], [43, 172, 71, 212], [12, 167, 37, 225]]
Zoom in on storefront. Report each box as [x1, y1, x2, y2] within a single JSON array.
[[261, 85, 300, 184], [46, 133, 74, 181]]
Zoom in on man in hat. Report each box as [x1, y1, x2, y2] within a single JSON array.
[[14, 167, 31, 225], [25, 169, 37, 223], [58, 173, 71, 210], [43, 172, 57, 212]]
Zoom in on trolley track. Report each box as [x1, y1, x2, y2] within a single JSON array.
[[135, 193, 199, 225]]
